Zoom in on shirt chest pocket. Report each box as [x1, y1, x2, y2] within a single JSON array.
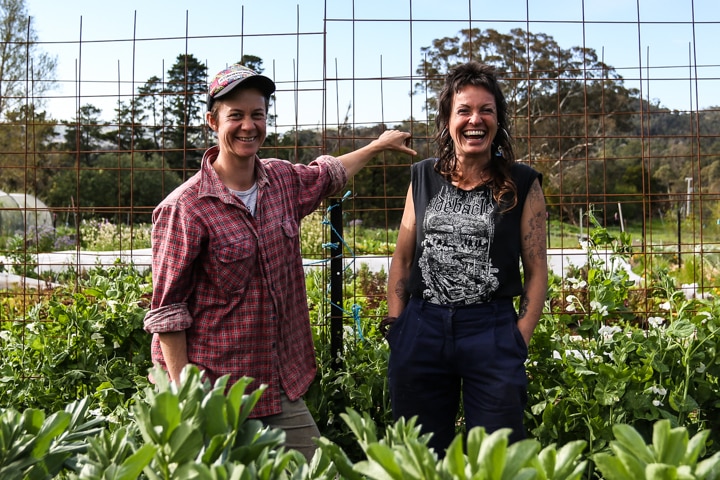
[[212, 242, 257, 294], [258, 217, 300, 260]]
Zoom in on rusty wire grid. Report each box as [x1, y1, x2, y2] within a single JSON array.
[[1, 0, 720, 331]]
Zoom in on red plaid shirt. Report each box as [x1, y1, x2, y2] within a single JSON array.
[[144, 146, 347, 416]]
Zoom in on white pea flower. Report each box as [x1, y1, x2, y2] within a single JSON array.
[[650, 386, 667, 396], [0, 331, 11, 341], [659, 301, 671, 311], [599, 325, 621, 337], [648, 317, 665, 328], [568, 349, 587, 360], [113, 341, 121, 349], [565, 295, 578, 312], [91, 332, 105, 347], [25, 322, 38, 334], [555, 349, 586, 360], [590, 300, 608, 317], [653, 399, 663, 407], [697, 363, 706, 374]]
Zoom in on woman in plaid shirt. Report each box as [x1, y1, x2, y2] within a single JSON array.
[[143, 63, 416, 461]]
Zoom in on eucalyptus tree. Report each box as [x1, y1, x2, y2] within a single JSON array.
[[415, 27, 640, 224], [0, 0, 58, 196], [0, 0, 56, 118]]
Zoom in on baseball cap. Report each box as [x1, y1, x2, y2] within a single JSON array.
[[207, 63, 276, 110]]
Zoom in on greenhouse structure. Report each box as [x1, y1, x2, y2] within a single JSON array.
[[0, 190, 54, 237]]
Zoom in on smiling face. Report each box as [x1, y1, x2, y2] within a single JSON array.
[[206, 87, 267, 162], [448, 84, 498, 163]]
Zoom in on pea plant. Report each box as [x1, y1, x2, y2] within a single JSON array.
[[526, 213, 720, 477], [0, 262, 153, 415], [0, 212, 719, 477]]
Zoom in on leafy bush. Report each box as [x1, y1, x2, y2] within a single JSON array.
[[0, 262, 153, 414], [79, 219, 152, 251], [526, 216, 720, 476], [0, 397, 105, 480], [1, 367, 718, 479], [1, 214, 719, 477], [594, 419, 720, 480]]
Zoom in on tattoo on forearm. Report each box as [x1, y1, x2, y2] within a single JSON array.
[[519, 291, 530, 320], [395, 278, 409, 302], [522, 181, 546, 261]]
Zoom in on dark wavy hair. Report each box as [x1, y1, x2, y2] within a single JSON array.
[[434, 61, 517, 210]]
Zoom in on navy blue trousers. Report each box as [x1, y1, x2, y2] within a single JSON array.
[[387, 297, 528, 454]]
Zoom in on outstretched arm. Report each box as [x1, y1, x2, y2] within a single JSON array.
[[337, 130, 416, 179]]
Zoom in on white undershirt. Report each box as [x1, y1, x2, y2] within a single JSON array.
[[229, 182, 258, 216]]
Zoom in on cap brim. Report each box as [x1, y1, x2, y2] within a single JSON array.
[[207, 75, 276, 110]]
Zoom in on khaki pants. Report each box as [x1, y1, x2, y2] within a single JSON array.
[[259, 392, 321, 462]]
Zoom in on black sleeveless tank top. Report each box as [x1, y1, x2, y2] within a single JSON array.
[[408, 158, 542, 304]]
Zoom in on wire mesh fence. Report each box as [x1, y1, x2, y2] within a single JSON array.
[[2, 0, 720, 331]]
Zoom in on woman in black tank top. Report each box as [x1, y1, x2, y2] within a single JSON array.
[[385, 61, 548, 455]]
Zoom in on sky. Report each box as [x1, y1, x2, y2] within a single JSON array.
[[23, 0, 720, 131]]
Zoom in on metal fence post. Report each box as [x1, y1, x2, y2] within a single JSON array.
[[330, 199, 343, 369]]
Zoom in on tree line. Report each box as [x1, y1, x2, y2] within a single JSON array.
[[1, 0, 718, 228]]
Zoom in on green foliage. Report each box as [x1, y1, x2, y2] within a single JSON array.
[[127, 366, 301, 479], [2, 234, 39, 277], [0, 0, 57, 119], [0, 367, 305, 479], [0, 365, 716, 479], [593, 420, 720, 480], [307, 335, 392, 461], [78, 219, 153, 251], [45, 154, 183, 224], [0, 263, 153, 414], [0, 397, 104, 480], [313, 408, 588, 480], [1, 217, 720, 477], [527, 212, 720, 476]]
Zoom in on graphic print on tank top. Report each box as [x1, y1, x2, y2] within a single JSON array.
[[419, 185, 499, 304]]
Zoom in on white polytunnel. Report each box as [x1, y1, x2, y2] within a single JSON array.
[[0, 190, 54, 237]]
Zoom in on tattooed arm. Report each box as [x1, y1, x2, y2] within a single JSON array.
[[387, 186, 417, 318], [517, 178, 548, 345]]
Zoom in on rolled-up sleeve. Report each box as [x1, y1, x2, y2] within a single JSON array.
[[144, 303, 192, 333], [313, 155, 348, 195], [291, 155, 348, 217], [143, 201, 203, 334]]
